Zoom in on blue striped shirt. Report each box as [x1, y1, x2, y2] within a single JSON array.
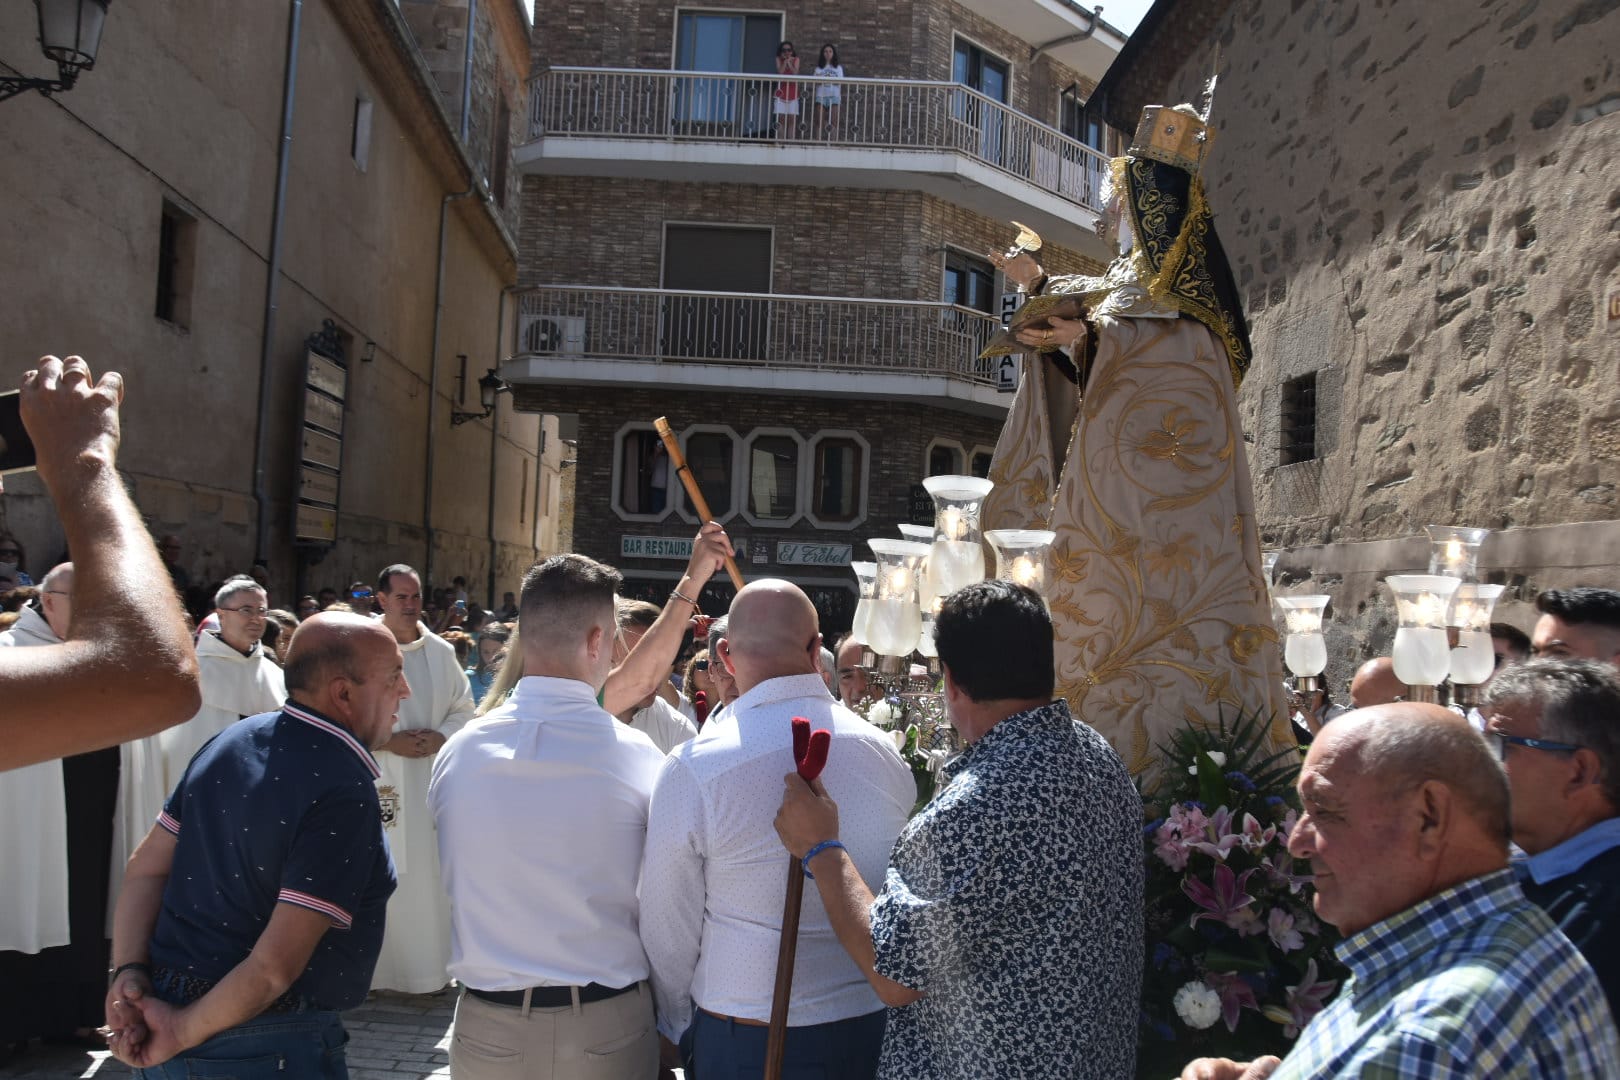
[[1273, 869, 1618, 1079]]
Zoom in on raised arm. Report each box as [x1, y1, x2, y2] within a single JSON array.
[[1, 357, 200, 769], [602, 522, 732, 717]]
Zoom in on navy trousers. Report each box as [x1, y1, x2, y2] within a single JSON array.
[[688, 1008, 885, 1080]]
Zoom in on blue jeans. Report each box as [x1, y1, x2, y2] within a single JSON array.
[[689, 1008, 885, 1079], [134, 1009, 349, 1079]]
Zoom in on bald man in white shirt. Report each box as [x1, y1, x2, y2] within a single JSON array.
[[640, 580, 913, 1079]]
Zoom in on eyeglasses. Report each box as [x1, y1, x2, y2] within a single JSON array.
[[222, 605, 270, 617], [1488, 731, 1583, 760], [44, 590, 71, 599]]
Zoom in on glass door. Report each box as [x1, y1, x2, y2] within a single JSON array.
[[952, 40, 1010, 166], [674, 11, 782, 135]]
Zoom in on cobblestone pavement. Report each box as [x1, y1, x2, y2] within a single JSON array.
[[0, 992, 454, 1079]]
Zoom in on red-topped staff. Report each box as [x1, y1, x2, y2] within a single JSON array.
[[764, 717, 831, 1080]]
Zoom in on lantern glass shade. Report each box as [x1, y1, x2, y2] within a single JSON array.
[[1450, 583, 1506, 687], [1261, 551, 1280, 588], [897, 524, 932, 542], [477, 369, 503, 411], [1425, 525, 1489, 582], [848, 561, 877, 647], [1275, 595, 1330, 677], [866, 539, 928, 658], [897, 524, 937, 607], [922, 475, 993, 600], [1387, 574, 1462, 687], [38, 0, 110, 70], [985, 530, 1057, 595]]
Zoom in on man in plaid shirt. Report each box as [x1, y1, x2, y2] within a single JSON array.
[[1181, 704, 1618, 1080]]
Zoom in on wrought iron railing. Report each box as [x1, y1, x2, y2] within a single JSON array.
[[511, 285, 1004, 386], [526, 67, 1108, 210]]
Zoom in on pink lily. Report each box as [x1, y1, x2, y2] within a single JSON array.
[[1183, 863, 1258, 930], [1262, 848, 1313, 895], [1277, 959, 1337, 1037], [1267, 906, 1304, 952], [1187, 806, 1243, 862], [1238, 812, 1276, 854], [1204, 971, 1259, 1033]]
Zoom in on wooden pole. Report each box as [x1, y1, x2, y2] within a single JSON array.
[[653, 416, 745, 589], [764, 721, 831, 1080]]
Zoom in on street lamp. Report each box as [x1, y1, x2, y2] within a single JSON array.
[[1, 0, 112, 104], [451, 368, 508, 425]]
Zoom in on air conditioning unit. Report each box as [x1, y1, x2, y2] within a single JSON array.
[[520, 314, 586, 358]]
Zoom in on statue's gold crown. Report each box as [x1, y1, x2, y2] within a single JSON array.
[[1129, 103, 1211, 173]]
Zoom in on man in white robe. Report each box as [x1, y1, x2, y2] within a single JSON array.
[[370, 564, 475, 993], [0, 568, 72, 959], [158, 575, 286, 790]]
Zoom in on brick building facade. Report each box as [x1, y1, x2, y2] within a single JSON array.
[[506, 0, 1126, 628]]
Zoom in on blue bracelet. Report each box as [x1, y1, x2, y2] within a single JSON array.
[[802, 839, 846, 879]]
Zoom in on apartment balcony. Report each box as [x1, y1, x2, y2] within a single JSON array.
[[517, 68, 1112, 257], [501, 286, 1012, 418]]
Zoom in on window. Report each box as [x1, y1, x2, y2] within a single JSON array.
[[617, 427, 671, 517], [943, 249, 996, 314], [746, 433, 799, 522], [813, 438, 864, 522], [661, 224, 772, 360], [928, 442, 963, 476], [952, 39, 1009, 102], [155, 201, 197, 328], [674, 11, 782, 131], [681, 430, 736, 520], [489, 94, 510, 206], [1060, 86, 1112, 202], [1280, 373, 1318, 465], [970, 449, 993, 478], [953, 37, 1010, 165], [352, 96, 373, 172]]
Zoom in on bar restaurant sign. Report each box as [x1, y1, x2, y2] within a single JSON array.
[[621, 535, 748, 561], [294, 321, 347, 546]]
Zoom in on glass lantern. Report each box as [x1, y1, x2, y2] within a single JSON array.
[[1261, 550, 1280, 589], [1275, 595, 1331, 692], [898, 524, 937, 609], [985, 530, 1057, 596], [1425, 526, 1490, 582], [1386, 574, 1462, 699], [1449, 583, 1506, 706], [922, 475, 994, 601], [866, 539, 929, 660], [848, 561, 877, 647]]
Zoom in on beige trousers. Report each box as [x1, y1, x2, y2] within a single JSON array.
[[448, 983, 658, 1080]]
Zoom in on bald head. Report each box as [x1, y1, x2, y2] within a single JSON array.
[[721, 579, 821, 695], [39, 562, 74, 640], [1349, 656, 1403, 709], [284, 612, 396, 698]]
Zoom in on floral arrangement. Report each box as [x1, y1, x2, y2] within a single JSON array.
[[855, 693, 946, 815], [1136, 708, 1344, 1075]]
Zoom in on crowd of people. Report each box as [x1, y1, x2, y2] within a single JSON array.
[[3, 354, 1618, 1080]]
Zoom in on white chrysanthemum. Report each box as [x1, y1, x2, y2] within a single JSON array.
[[1173, 981, 1222, 1030], [867, 701, 894, 729]]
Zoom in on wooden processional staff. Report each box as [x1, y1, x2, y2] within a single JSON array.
[[652, 416, 745, 589]]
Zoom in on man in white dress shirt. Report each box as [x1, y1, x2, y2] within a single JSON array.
[[640, 579, 914, 1079], [429, 554, 666, 1079], [613, 600, 698, 754], [370, 564, 475, 994]]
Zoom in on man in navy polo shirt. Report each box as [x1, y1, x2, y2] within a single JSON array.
[[103, 612, 409, 1077]]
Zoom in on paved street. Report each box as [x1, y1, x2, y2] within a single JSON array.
[[0, 993, 454, 1079]]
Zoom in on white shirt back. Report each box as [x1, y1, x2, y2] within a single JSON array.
[[429, 675, 667, 991], [629, 694, 698, 755], [640, 673, 914, 1039]]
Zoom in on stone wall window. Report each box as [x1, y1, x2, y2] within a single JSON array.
[[746, 433, 799, 522], [617, 427, 671, 517], [1280, 372, 1318, 466], [682, 430, 736, 520], [155, 200, 197, 329], [927, 440, 964, 476], [970, 448, 993, 478], [943, 249, 996, 314], [813, 438, 864, 523]]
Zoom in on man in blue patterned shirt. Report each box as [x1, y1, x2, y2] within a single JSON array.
[[1181, 703, 1619, 1080], [775, 580, 1143, 1078]]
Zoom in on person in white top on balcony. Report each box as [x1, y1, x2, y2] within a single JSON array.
[[813, 43, 845, 139], [640, 579, 913, 1079], [613, 599, 698, 754], [430, 555, 667, 1080]]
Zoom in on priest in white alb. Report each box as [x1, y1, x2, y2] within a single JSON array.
[[158, 574, 286, 789], [370, 563, 475, 993]]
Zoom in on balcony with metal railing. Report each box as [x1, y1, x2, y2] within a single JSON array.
[[518, 68, 1112, 255], [500, 285, 1013, 417]]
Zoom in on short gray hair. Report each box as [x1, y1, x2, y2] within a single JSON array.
[[1485, 658, 1620, 808], [708, 615, 728, 646], [1353, 709, 1511, 847], [215, 575, 265, 609]]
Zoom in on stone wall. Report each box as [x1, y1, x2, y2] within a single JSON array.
[[1133, 0, 1620, 691]]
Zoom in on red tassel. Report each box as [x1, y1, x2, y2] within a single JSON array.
[[791, 716, 810, 766], [799, 728, 831, 781]]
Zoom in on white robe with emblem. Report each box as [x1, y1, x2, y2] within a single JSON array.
[[370, 624, 475, 992], [158, 631, 285, 791], [0, 608, 70, 953]]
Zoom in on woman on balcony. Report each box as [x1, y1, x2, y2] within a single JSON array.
[[813, 43, 844, 139], [774, 41, 800, 140]]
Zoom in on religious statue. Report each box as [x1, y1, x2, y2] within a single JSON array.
[[980, 90, 1293, 778]]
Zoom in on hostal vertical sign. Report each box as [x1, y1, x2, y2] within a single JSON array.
[[295, 320, 347, 547]]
